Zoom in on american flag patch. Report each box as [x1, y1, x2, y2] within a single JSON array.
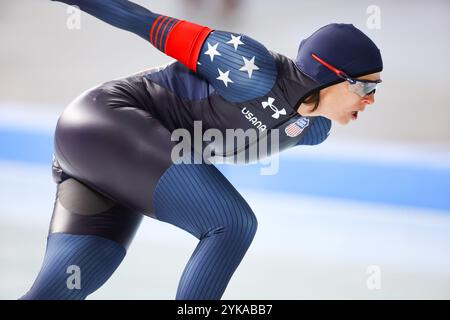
[[285, 117, 310, 137]]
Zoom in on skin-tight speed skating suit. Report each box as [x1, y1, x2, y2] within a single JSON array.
[[21, 0, 334, 300]]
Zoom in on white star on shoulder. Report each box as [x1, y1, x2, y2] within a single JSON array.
[[217, 69, 234, 87], [204, 42, 221, 62], [226, 34, 244, 51], [239, 56, 260, 78]]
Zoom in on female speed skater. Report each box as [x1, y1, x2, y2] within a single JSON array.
[[21, 0, 383, 300]]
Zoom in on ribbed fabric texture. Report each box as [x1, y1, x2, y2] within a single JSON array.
[[197, 30, 277, 102], [297, 116, 332, 146], [150, 16, 179, 52], [53, 0, 159, 41], [21, 233, 126, 300], [153, 163, 258, 300]]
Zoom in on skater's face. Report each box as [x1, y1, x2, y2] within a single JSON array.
[[322, 72, 382, 125], [297, 72, 382, 125]]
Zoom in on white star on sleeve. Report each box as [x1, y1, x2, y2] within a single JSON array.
[[239, 56, 260, 78], [204, 42, 221, 62], [216, 69, 234, 87], [226, 34, 244, 51]]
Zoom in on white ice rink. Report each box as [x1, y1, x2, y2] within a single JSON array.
[[1, 156, 450, 299]]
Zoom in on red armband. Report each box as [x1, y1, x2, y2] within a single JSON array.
[[164, 20, 213, 72]]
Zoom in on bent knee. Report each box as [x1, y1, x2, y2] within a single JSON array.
[[207, 205, 258, 242], [232, 207, 258, 238]]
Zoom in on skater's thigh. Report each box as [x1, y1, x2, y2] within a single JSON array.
[[49, 177, 143, 249]]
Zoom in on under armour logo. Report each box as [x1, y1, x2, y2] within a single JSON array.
[[261, 97, 287, 119]]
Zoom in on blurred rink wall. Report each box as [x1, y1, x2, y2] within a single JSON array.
[[1, 0, 449, 299]]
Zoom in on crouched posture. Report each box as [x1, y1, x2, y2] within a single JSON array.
[[21, 0, 382, 299]]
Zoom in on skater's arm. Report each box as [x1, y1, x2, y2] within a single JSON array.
[[296, 116, 332, 146], [52, 0, 277, 102]]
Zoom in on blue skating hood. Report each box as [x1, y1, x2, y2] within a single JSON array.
[[295, 23, 383, 87]]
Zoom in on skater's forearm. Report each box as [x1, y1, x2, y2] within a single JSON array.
[[51, 0, 212, 71], [52, 0, 159, 41], [51, 0, 277, 102]]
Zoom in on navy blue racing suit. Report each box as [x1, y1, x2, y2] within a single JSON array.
[[21, 0, 331, 300]]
